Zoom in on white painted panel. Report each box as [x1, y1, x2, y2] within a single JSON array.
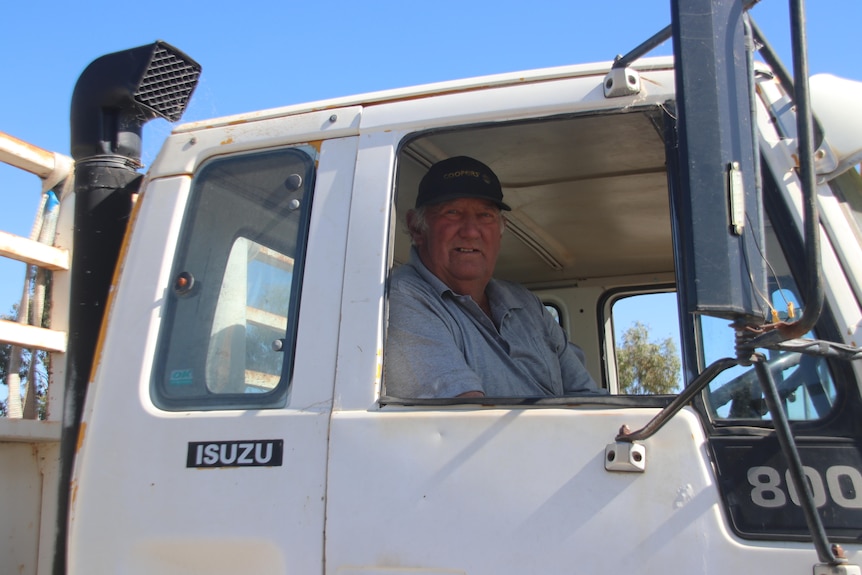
[[326, 407, 817, 574], [0, 443, 43, 575], [359, 69, 676, 134], [68, 134, 358, 573]]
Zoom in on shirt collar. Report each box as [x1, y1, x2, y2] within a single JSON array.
[[408, 246, 451, 297], [407, 247, 523, 312]]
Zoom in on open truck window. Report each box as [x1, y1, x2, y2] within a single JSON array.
[[152, 146, 316, 410], [385, 107, 676, 400]]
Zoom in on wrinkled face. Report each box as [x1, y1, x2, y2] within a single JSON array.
[[410, 198, 503, 294]]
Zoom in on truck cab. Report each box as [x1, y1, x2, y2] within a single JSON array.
[[3, 3, 862, 574]]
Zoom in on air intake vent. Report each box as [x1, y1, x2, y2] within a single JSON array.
[[71, 41, 201, 161], [133, 43, 202, 122]]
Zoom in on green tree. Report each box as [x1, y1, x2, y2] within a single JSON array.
[[617, 321, 681, 394]]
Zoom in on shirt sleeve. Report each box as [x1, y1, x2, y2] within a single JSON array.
[[384, 283, 484, 399], [540, 303, 602, 394]]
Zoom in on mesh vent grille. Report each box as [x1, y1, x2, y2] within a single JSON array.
[[134, 45, 202, 122]]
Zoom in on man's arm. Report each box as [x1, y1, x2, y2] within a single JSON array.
[[384, 289, 485, 398]]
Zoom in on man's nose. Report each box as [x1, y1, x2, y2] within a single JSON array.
[[457, 215, 482, 237]]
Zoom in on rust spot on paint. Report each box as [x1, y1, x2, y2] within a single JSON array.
[[221, 137, 234, 145], [76, 421, 87, 453], [70, 478, 78, 507], [75, 421, 87, 453]]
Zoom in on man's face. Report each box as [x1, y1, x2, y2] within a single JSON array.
[[411, 198, 503, 294]]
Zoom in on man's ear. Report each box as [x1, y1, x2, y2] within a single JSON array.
[[406, 209, 423, 245]]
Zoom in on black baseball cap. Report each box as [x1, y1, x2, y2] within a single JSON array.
[[416, 156, 511, 211]]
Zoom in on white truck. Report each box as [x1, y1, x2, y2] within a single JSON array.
[[2, 0, 862, 573]]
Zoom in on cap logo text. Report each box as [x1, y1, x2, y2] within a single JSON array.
[[444, 170, 482, 180]]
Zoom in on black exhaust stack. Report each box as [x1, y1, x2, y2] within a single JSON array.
[[55, 42, 200, 574]]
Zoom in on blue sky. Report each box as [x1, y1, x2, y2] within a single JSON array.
[[1, 0, 860, 321]]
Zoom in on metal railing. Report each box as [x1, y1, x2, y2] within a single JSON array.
[[0, 131, 73, 421]]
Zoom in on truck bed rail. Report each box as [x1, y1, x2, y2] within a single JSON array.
[[0, 131, 72, 421]]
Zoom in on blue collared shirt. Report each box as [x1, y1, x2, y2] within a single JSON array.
[[384, 248, 600, 398]]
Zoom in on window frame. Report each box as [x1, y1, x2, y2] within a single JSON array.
[[151, 145, 317, 411]]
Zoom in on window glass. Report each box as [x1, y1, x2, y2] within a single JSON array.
[[544, 303, 562, 326], [702, 322, 837, 422], [611, 292, 683, 394], [153, 146, 316, 410], [701, 222, 837, 421]]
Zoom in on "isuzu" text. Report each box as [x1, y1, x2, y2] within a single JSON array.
[[186, 439, 284, 468]]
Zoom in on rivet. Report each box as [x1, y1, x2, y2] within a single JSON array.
[[285, 174, 303, 191]]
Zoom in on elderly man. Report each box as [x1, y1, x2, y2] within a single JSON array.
[[384, 156, 601, 398]]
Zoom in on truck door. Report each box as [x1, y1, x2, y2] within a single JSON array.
[[323, 69, 769, 573], [322, 60, 862, 572], [67, 109, 360, 573]]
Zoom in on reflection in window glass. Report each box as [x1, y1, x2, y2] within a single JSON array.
[[207, 239, 295, 394], [702, 324, 837, 421]]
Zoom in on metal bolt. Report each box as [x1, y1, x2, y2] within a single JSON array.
[[285, 173, 303, 191], [833, 544, 846, 559], [329, 114, 338, 123]]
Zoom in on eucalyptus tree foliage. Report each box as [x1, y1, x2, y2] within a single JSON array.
[[617, 321, 681, 395]]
